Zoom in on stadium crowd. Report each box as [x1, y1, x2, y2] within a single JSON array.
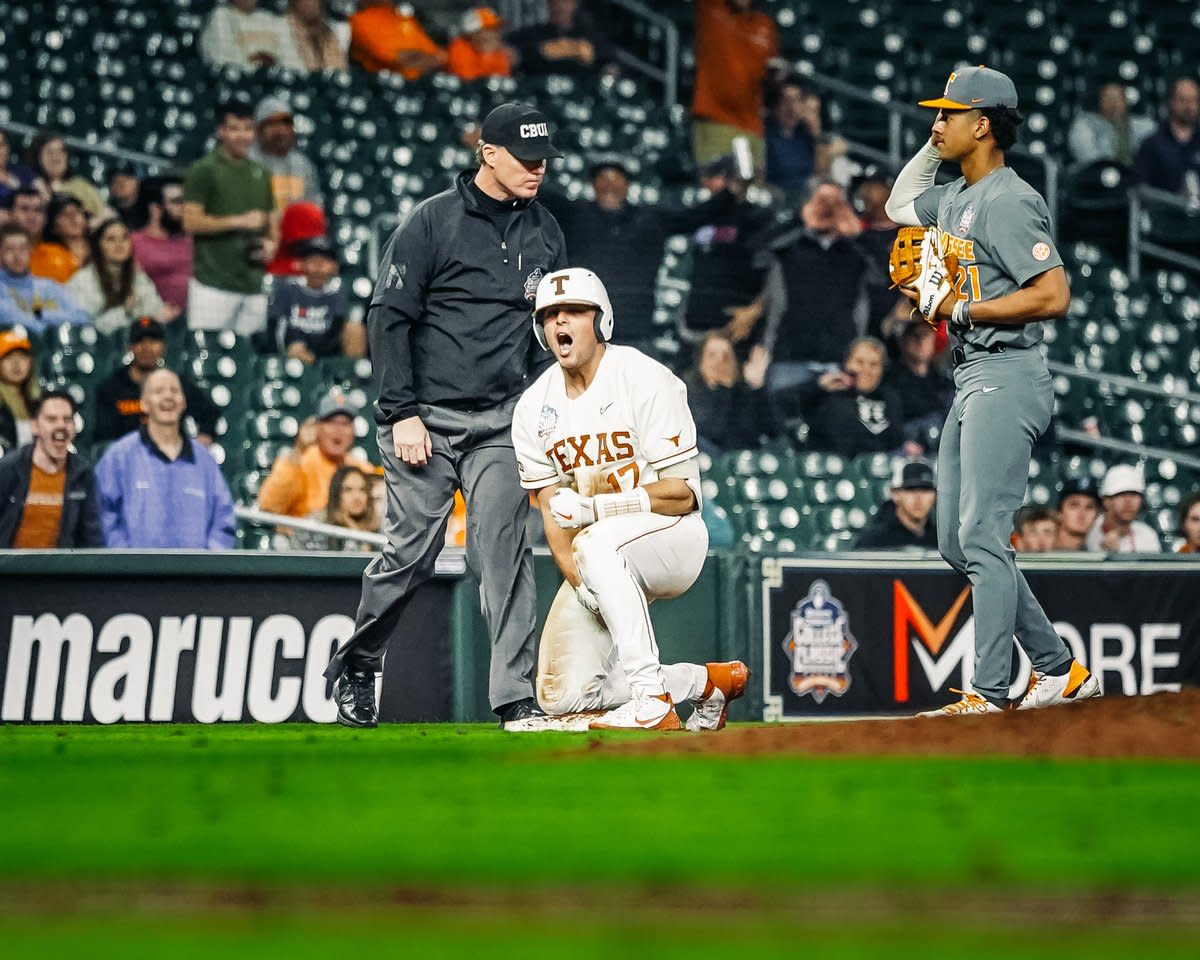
[[1, 0, 1198, 554]]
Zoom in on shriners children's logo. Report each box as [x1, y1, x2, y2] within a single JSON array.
[[782, 580, 858, 703]]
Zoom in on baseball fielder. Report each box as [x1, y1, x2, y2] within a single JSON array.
[[510, 267, 748, 731], [885, 66, 1100, 714]]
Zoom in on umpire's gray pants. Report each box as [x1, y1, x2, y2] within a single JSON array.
[[324, 399, 537, 712], [936, 348, 1072, 702]]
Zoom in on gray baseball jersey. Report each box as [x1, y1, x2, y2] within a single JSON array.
[[914, 166, 1061, 349]]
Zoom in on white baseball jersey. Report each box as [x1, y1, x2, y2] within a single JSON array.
[[512, 345, 699, 499]]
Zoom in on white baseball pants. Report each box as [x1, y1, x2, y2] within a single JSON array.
[[537, 511, 710, 713]]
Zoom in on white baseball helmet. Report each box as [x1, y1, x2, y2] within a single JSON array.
[[532, 267, 614, 350]]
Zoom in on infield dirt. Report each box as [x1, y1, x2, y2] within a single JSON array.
[[615, 689, 1200, 760]]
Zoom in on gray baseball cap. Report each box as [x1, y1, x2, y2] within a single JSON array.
[[919, 66, 1018, 110], [316, 390, 357, 422]]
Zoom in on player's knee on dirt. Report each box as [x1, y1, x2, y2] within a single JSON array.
[[536, 580, 613, 715]]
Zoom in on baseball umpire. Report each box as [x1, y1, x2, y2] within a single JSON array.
[[885, 66, 1100, 714], [324, 102, 567, 727]]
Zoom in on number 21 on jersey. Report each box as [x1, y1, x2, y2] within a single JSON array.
[[953, 264, 982, 302]]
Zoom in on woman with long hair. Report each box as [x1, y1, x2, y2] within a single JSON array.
[[26, 130, 104, 215], [31, 193, 90, 283], [286, 0, 348, 71], [66, 218, 178, 334], [295, 464, 377, 551], [0, 329, 41, 453]]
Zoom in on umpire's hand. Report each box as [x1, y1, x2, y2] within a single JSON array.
[[393, 415, 433, 467]]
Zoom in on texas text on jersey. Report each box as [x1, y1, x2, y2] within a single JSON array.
[[512, 344, 698, 498]]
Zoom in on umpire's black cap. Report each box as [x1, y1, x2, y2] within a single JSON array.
[[480, 103, 562, 161], [1058, 475, 1102, 506]]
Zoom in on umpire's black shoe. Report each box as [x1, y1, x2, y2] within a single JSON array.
[[496, 697, 545, 730], [334, 668, 379, 728]]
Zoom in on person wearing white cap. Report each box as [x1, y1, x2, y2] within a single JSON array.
[[1086, 464, 1162, 553]]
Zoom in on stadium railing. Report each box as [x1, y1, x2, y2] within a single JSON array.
[[1128, 184, 1200, 280], [0, 119, 171, 181]]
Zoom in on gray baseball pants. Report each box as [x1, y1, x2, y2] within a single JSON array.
[[324, 399, 537, 712], [936, 347, 1072, 702]]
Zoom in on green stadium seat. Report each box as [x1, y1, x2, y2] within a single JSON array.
[[185, 329, 251, 361], [257, 355, 319, 395], [248, 410, 301, 442]]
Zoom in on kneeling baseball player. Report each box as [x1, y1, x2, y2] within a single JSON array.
[[510, 268, 747, 731]]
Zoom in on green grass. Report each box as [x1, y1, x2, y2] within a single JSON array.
[[2, 913, 1198, 960], [1, 724, 1198, 956]]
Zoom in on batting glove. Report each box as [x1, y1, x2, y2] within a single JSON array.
[[915, 229, 959, 323], [575, 583, 602, 616], [549, 488, 596, 528]]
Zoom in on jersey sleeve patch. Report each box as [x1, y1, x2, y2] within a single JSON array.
[[512, 391, 562, 490]]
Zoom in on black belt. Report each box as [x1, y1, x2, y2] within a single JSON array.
[[952, 341, 1011, 367]]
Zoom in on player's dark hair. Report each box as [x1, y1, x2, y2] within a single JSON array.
[[5, 185, 44, 211], [1178, 490, 1200, 537], [32, 389, 76, 417], [981, 106, 1023, 151], [216, 96, 254, 126]]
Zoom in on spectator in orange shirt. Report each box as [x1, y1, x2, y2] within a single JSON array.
[[447, 7, 512, 82], [692, 0, 782, 172], [257, 389, 372, 517], [31, 193, 89, 284], [349, 1, 446, 79]]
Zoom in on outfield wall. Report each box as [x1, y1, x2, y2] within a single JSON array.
[[0, 550, 1196, 723]]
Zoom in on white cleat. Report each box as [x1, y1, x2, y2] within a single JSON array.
[[686, 660, 750, 732], [917, 689, 1006, 717], [588, 694, 683, 731], [503, 712, 604, 732], [1017, 659, 1101, 710]]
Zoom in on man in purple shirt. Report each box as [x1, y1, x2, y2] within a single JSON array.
[[94, 368, 234, 549]]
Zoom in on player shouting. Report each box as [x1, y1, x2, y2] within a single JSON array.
[[885, 66, 1099, 714], [510, 268, 747, 731]]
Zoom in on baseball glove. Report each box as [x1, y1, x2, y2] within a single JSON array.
[[888, 225, 928, 290], [890, 227, 959, 326]]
